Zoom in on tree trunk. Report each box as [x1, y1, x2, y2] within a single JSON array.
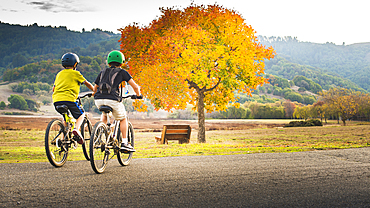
[[187, 78, 220, 143], [197, 91, 206, 143]]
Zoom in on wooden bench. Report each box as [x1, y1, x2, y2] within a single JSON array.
[[155, 125, 191, 144]]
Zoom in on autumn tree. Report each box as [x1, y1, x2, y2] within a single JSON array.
[[283, 100, 295, 118], [312, 101, 325, 122], [320, 88, 359, 125], [293, 105, 312, 121], [119, 4, 275, 142], [356, 92, 370, 121]]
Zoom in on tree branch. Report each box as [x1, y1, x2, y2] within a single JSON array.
[[186, 79, 200, 91], [205, 77, 221, 92]]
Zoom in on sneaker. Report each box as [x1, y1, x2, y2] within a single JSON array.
[[72, 129, 84, 145], [120, 143, 136, 152]]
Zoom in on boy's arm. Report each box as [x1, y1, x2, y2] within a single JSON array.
[[92, 84, 98, 96], [83, 80, 94, 91], [128, 79, 141, 96]]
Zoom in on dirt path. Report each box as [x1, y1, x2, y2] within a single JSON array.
[[0, 116, 287, 131]]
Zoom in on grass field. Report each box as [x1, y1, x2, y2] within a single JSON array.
[[0, 120, 369, 163]]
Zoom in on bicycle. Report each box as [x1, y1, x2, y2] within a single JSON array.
[[89, 95, 142, 174], [45, 93, 93, 167]]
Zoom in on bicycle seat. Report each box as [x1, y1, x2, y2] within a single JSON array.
[[99, 105, 113, 113], [55, 105, 68, 114]]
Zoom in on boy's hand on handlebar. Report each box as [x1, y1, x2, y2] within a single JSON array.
[[131, 94, 143, 99]]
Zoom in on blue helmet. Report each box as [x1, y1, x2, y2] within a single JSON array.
[[61, 52, 80, 68]]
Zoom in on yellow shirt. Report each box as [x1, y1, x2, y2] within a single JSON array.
[[52, 69, 86, 103]]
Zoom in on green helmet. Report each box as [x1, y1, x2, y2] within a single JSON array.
[[107, 50, 125, 64]]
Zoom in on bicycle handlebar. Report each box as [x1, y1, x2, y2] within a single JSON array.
[[78, 92, 142, 100], [79, 93, 93, 99], [122, 94, 143, 99]]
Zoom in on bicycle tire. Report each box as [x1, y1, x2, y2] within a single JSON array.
[[81, 117, 92, 161], [90, 121, 109, 174], [117, 121, 134, 166], [45, 119, 68, 167]]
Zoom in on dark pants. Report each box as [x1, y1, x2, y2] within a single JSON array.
[[54, 101, 84, 120]]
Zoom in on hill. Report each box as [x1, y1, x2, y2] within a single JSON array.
[[259, 36, 370, 91], [0, 22, 120, 71], [2, 56, 103, 85], [264, 56, 366, 93]]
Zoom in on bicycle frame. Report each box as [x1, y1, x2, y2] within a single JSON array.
[[103, 113, 121, 153], [55, 113, 76, 151], [63, 113, 76, 131], [61, 92, 92, 142]]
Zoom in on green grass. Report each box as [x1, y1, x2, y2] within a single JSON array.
[[1, 122, 370, 163]]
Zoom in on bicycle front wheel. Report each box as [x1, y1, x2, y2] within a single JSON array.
[[117, 121, 134, 166], [90, 121, 109, 174], [45, 119, 67, 167], [81, 117, 92, 161]]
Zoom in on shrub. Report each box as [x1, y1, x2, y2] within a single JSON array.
[[8, 94, 28, 110], [285, 119, 323, 127], [0, 101, 6, 109]]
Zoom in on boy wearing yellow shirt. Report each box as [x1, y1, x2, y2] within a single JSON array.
[[52, 52, 94, 144]]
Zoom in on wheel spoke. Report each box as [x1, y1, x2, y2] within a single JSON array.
[[90, 122, 109, 174], [117, 122, 134, 166], [45, 120, 68, 167]]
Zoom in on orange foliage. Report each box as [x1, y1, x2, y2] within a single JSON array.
[[119, 4, 275, 113]]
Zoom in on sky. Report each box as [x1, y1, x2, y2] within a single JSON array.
[[0, 0, 369, 45]]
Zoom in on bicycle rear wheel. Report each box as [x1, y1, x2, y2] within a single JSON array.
[[45, 119, 68, 167], [117, 121, 134, 166], [81, 117, 92, 161], [90, 121, 109, 174]]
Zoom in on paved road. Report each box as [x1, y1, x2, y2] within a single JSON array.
[[1, 148, 369, 207]]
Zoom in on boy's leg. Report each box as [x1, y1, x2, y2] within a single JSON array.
[[120, 118, 135, 152], [69, 102, 85, 145], [72, 113, 85, 144], [120, 118, 128, 143], [75, 113, 85, 131], [100, 113, 107, 124]]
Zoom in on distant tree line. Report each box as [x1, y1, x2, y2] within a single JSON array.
[[293, 88, 370, 125], [168, 99, 298, 120], [172, 87, 370, 122]]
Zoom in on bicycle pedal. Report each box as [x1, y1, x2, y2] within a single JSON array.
[[120, 149, 135, 154], [72, 140, 78, 149]]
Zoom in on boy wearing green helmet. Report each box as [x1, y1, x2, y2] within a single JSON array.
[[93, 50, 142, 152]]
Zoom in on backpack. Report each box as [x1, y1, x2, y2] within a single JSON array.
[[98, 67, 122, 95]]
